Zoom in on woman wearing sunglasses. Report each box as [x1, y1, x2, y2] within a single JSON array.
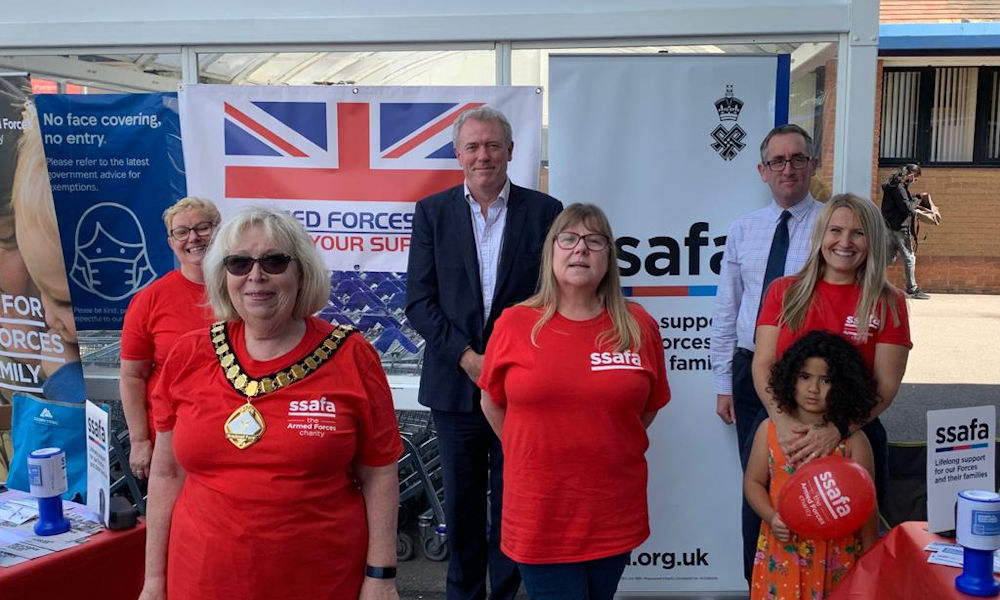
[[139, 207, 402, 600], [478, 203, 670, 600], [119, 196, 220, 480]]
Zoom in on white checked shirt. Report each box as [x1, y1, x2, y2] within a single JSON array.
[[711, 195, 823, 395], [465, 179, 509, 322]]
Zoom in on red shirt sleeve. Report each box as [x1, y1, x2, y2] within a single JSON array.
[[876, 289, 913, 348], [757, 276, 793, 328], [150, 331, 201, 432], [120, 289, 154, 362], [353, 337, 403, 467], [478, 309, 518, 408], [633, 305, 670, 412]]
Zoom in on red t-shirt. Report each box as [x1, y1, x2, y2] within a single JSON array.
[[757, 277, 912, 367], [478, 303, 670, 564], [152, 317, 402, 600], [120, 270, 214, 436]]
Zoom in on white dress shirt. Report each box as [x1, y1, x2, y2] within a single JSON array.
[[465, 179, 510, 323], [710, 195, 823, 395]]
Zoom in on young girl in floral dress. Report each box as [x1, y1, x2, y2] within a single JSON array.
[[745, 331, 879, 600]]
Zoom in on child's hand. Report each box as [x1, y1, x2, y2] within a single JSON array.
[[770, 513, 791, 542]]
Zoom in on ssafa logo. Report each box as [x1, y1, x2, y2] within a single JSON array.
[[709, 84, 746, 161], [815, 470, 852, 519], [220, 99, 481, 202], [286, 396, 337, 438], [590, 350, 643, 372], [40, 408, 53, 419], [842, 314, 881, 342]]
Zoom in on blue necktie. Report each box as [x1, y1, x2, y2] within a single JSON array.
[[760, 210, 792, 311]]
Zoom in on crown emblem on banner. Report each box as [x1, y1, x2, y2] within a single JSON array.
[[714, 85, 743, 122]]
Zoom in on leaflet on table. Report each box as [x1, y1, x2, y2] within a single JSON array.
[[0, 549, 27, 567], [923, 540, 1000, 572], [0, 489, 103, 567], [0, 489, 100, 523], [0, 501, 38, 526]]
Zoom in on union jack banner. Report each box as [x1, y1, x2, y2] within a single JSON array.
[[180, 85, 542, 272]]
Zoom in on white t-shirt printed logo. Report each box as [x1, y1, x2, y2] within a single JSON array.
[[286, 396, 337, 438], [590, 350, 643, 371], [842, 314, 881, 342]]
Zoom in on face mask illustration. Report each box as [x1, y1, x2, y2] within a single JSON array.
[[70, 202, 156, 301]]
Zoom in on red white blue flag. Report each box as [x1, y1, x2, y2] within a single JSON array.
[[181, 86, 542, 271]]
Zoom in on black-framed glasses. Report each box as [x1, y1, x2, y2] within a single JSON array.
[[223, 253, 295, 276], [763, 155, 813, 172], [169, 221, 215, 241], [555, 232, 610, 251]]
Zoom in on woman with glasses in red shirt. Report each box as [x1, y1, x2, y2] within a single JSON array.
[[479, 203, 670, 600], [120, 197, 220, 480]]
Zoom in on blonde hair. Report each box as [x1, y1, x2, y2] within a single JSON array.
[[11, 104, 65, 277], [521, 203, 640, 351], [163, 196, 221, 232], [781, 193, 901, 337], [203, 206, 329, 322]]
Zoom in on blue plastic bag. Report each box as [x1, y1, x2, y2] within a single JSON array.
[[7, 392, 87, 502]]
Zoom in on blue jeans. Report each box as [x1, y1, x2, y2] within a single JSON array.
[[517, 553, 630, 600], [888, 227, 917, 291]]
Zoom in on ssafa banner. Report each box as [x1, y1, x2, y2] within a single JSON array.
[[0, 76, 87, 404], [180, 85, 542, 273], [549, 54, 789, 594], [35, 93, 186, 330]]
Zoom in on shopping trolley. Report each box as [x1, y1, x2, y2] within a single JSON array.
[[396, 409, 448, 561]]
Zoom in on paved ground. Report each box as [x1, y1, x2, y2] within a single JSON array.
[[880, 293, 1000, 442]]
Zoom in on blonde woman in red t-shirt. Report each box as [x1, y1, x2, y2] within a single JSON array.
[[478, 203, 670, 600], [751, 193, 912, 506], [119, 197, 220, 480]]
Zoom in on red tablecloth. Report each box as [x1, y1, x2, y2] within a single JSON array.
[[828, 521, 987, 600], [0, 522, 145, 600]]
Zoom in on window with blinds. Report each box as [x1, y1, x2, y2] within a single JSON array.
[[929, 67, 976, 162], [878, 66, 1000, 166], [880, 70, 921, 160], [983, 69, 1000, 161]]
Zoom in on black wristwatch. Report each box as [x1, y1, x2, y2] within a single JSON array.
[[365, 565, 397, 579]]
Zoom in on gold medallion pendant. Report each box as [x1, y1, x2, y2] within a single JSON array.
[[211, 321, 356, 450], [224, 401, 266, 449]]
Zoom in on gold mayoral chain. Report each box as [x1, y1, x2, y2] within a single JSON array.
[[211, 321, 356, 450]]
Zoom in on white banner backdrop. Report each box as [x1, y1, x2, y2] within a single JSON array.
[[180, 85, 542, 272], [549, 54, 789, 594]]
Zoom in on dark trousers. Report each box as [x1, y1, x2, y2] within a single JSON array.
[[732, 348, 764, 584], [732, 349, 890, 583], [518, 553, 630, 600], [433, 406, 520, 600]]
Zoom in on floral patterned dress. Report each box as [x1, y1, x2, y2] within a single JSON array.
[[750, 422, 862, 600]]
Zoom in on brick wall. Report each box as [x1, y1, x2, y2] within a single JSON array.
[[876, 166, 1000, 293], [819, 60, 837, 189], [881, 0, 1000, 23], [874, 52, 1000, 293]]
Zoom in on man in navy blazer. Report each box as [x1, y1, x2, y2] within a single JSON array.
[[406, 106, 561, 600]]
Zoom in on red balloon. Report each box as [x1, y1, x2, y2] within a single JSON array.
[[776, 455, 876, 540]]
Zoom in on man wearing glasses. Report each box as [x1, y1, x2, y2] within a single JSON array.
[[710, 124, 822, 583], [406, 106, 562, 600]]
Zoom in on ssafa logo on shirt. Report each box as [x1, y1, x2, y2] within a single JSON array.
[[286, 396, 337, 438], [590, 350, 643, 371], [842, 315, 880, 342]]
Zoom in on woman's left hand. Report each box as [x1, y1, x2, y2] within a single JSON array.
[[785, 422, 841, 466], [359, 576, 400, 600]]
